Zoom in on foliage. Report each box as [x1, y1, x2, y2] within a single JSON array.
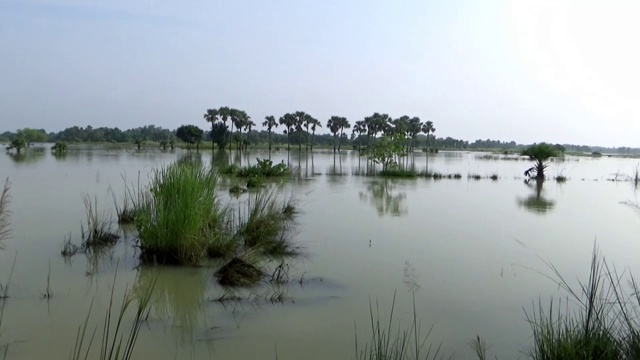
[[136, 163, 233, 264], [236, 158, 290, 178], [175, 125, 203, 149], [379, 168, 418, 178], [522, 143, 560, 180], [15, 128, 47, 146], [210, 122, 229, 150], [6, 138, 26, 154], [51, 141, 68, 153], [246, 176, 262, 188], [369, 133, 407, 171]]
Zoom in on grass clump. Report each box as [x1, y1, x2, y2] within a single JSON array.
[[215, 257, 264, 287], [490, 174, 499, 181], [468, 173, 482, 181], [524, 245, 640, 360], [111, 175, 143, 224], [136, 163, 233, 265], [238, 187, 296, 255], [81, 196, 119, 249], [229, 183, 245, 195], [219, 164, 240, 176]]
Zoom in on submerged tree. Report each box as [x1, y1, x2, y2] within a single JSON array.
[[6, 138, 26, 154], [210, 123, 229, 150], [310, 118, 321, 151], [521, 143, 559, 181], [176, 125, 204, 151], [279, 113, 296, 153], [262, 115, 278, 159], [203, 108, 220, 152]]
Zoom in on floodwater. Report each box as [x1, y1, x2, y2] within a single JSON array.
[[1, 148, 640, 359]]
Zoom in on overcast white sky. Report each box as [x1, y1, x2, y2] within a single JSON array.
[[1, 0, 639, 146]]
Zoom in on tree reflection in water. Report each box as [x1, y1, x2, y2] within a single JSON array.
[[518, 179, 555, 215], [359, 179, 407, 217]]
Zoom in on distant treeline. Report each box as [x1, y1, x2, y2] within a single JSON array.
[[0, 125, 636, 154]]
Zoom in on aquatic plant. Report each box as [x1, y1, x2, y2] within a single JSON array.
[[136, 163, 233, 264], [238, 187, 296, 255], [489, 174, 499, 181], [71, 272, 155, 360], [355, 292, 444, 360], [378, 168, 418, 178], [468, 173, 482, 181], [236, 158, 290, 178], [51, 141, 68, 153], [554, 175, 568, 183], [81, 196, 119, 249]]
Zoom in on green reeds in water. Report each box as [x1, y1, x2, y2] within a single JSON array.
[[111, 174, 143, 224], [355, 292, 444, 360], [238, 187, 296, 255], [71, 272, 155, 360], [0, 178, 10, 248], [525, 245, 640, 360], [136, 163, 234, 264], [82, 196, 119, 249]]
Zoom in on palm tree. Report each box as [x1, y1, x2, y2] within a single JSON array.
[[337, 117, 351, 152], [229, 109, 243, 152], [293, 111, 308, 152], [310, 118, 321, 151], [234, 110, 250, 152], [422, 121, 436, 152], [521, 143, 559, 181], [407, 117, 422, 153], [327, 116, 341, 153], [352, 120, 366, 154], [218, 106, 231, 152], [392, 116, 410, 151], [243, 117, 255, 151], [279, 113, 296, 153], [303, 115, 319, 152], [262, 115, 278, 159], [203, 108, 219, 152]]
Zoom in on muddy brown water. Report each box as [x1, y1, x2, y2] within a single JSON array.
[[1, 148, 639, 359]]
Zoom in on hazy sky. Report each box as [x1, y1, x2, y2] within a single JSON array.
[[1, 0, 639, 146]]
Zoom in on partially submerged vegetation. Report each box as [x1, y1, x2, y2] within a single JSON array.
[[135, 163, 229, 265], [522, 143, 560, 180], [237, 188, 297, 255], [81, 196, 119, 249], [215, 257, 264, 287]]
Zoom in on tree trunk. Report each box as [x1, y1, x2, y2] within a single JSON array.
[[333, 134, 337, 153], [338, 129, 343, 152], [229, 123, 234, 152], [268, 130, 272, 160], [211, 124, 215, 154], [311, 131, 316, 151]]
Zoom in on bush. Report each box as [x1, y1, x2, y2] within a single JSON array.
[[237, 158, 289, 178]]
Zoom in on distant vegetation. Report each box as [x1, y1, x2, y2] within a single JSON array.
[[4, 116, 633, 154]]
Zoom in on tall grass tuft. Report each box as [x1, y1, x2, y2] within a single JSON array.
[[136, 163, 233, 264], [71, 271, 155, 360], [81, 196, 119, 249], [111, 174, 143, 224], [355, 292, 444, 360], [525, 245, 640, 360], [238, 187, 296, 255], [0, 178, 10, 248]]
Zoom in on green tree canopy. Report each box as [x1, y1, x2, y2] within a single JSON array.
[[176, 125, 203, 150], [521, 143, 560, 180]]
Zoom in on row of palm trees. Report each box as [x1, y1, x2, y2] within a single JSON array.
[[203, 107, 255, 152], [203, 108, 437, 157]]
